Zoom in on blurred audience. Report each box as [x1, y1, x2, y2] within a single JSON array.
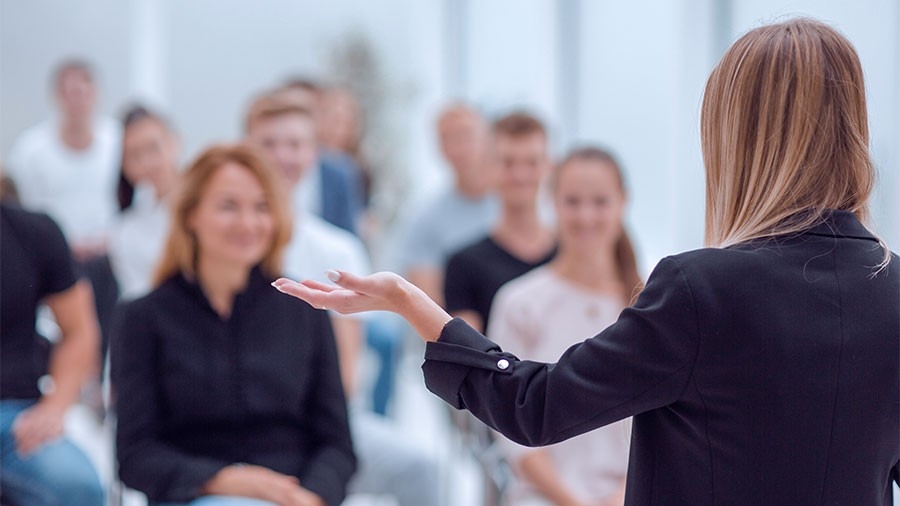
[[487, 147, 640, 506], [444, 111, 557, 333], [245, 90, 440, 506], [111, 144, 355, 506], [0, 53, 667, 506], [398, 103, 499, 307], [6, 58, 121, 360], [278, 79, 364, 235], [1, 179, 104, 506], [108, 105, 180, 301]]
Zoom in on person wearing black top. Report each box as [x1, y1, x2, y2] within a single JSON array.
[[0, 202, 104, 506], [274, 19, 899, 506], [111, 145, 354, 506], [444, 112, 557, 333]]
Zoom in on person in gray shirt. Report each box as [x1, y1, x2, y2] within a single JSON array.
[[398, 103, 498, 307]]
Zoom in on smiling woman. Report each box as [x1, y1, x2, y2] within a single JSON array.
[[111, 144, 356, 506]]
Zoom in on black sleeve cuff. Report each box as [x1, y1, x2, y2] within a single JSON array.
[[421, 318, 516, 409]]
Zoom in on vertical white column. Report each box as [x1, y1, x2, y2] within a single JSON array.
[[442, 0, 469, 99], [130, 0, 167, 107], [556, 0, 581, 150], [464, 0, 559, 125]]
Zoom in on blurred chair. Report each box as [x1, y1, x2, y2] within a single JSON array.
[[446, 408, 513, 506]]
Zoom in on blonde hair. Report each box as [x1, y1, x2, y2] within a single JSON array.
[[244, 90, 315, 134], [701, 18, 888, 265], [152, 144, 293, 286]]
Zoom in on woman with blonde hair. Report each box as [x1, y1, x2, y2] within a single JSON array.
[[112, 144, 355, 506], [275, 18, 898, 505]]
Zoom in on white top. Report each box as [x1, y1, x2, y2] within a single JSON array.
[[487, 266, 631, 504], [6, 117, 122, 244], [108, 185, 170, 300], [291, 163, 323, 218], [283, 212, 372, 319]]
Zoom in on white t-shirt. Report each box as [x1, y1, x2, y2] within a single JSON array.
[[291, 163, 323, 218], [283, 212, 372, 293], [488, 266, 631, 505], [6, 117, 122, 245], [108, 185, 170, 301]]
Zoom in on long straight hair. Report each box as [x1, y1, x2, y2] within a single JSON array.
[[701, 18, 888, 265], [152, 144, 293, 286], [553, 147, 643, 305]]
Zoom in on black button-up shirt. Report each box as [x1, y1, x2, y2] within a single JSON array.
[[111, 267, 355, 505]]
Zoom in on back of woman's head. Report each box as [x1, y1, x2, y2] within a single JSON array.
[[152, 143, 292, 286], [701, 18, 878, 252]]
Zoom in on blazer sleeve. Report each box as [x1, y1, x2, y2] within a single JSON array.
[[298, 310, 357, 506], [422, 257, 701, 447], [110, 301, 229, 502]]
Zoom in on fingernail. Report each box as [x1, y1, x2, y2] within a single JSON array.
[[271, 282, 285, 292], [326, 270, 341, 282]]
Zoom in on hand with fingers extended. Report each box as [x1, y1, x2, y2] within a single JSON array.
[[202, 464, 324, 506], [272, 270, 453, 343]]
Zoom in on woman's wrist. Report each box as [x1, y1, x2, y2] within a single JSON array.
[[398, 278, 452, 342]]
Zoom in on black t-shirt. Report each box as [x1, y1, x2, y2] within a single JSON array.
[[444, 236, 556, 330], [1, 203, 78, 400]]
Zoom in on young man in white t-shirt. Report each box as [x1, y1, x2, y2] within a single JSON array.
[[7, 59, 121, 260], [244, 90, 439, 506]]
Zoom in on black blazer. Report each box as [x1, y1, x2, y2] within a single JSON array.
[[423, 211, 899, 506], [111, 268, 356, 505]]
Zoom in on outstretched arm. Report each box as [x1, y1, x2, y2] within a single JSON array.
[[273, 270, 452, 343], [273, 258, 699, 448]]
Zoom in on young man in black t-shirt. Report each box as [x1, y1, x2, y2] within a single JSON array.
[[0, 202, 104, 506], [444, 111, 557, 333]]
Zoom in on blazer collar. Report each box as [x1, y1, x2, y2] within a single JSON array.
[[806, 210, 878, 242]]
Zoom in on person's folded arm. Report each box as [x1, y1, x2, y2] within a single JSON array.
[[422, 257, 701, 447]]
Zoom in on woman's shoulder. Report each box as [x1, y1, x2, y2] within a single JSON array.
[[121, 274, 189, 313], [665, 246, 776, 274]]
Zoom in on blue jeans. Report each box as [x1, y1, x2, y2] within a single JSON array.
[[0, 399, 104, 506], [365, 313, 405, 415], [152, 497, 276, 506]]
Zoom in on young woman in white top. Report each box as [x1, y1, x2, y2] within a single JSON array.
[[108, 106, 180, 300], [487, 147, 640, 506]]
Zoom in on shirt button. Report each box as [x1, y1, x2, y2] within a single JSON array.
[[497, 359, 510, 370]]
